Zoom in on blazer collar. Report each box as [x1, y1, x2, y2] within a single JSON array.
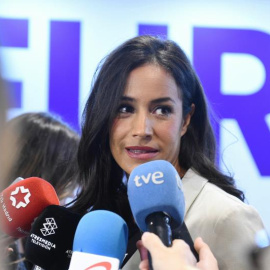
[[182, 168, 208, 214]]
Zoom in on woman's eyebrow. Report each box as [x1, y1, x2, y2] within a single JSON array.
[[150, 97, 176, 104], [121, 96, 175, 104], [121, 96, 134, 102]]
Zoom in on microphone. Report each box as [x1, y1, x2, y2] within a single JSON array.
[[10, 177, 24, 185], [0, 177, 60, 238], [127, 160, 199, 267], [25, 205, 82, 270], [69, 210, 129, 270]]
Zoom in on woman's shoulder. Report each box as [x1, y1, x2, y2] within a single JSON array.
[[183, 168, 262, 219], [183, 169, 265, 270]]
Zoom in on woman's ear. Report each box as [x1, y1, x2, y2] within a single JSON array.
[[180, 104, 195, 136]]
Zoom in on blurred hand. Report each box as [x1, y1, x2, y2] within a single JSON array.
[[137, 232, 197, 270], [0, 235, 15, 257], [194, 237, 218, 270]]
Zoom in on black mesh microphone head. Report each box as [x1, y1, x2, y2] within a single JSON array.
[[25, 205, 82, 270]]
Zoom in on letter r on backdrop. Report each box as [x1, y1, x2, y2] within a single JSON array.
[[193, 27, 270, 176]]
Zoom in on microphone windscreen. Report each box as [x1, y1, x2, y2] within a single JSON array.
[[0, 177, 60, 237], [25, 205, 82, 270], [73, 210, 129, 263], [127, 160, 185, 232]]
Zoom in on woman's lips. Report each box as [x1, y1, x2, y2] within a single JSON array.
[[125, 146, 159, 160]]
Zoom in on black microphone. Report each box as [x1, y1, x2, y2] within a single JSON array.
[[128, 160, 199, 269], [172, 221, 199, 261], [25, 205, 82, 270]]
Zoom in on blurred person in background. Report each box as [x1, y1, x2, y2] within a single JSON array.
[[0, 64, 15, 269], [1, 112, 80, 269], [3, 112, 80, 203], [0, 71, 13, 191]]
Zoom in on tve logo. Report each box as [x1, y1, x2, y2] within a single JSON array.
[[134, 171, 165, 187], [0, 18, 80, 131]]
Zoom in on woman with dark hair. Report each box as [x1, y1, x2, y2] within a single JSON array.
[[4, 112, 80, 203], [2, 112, 80, 270], [70, 35, 265, 270]]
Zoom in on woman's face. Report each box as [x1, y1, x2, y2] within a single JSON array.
[[110, 64, 192, 175]]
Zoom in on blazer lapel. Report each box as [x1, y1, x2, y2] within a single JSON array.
[[182, 169, 208, 215]]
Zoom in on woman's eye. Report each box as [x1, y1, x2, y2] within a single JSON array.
[[154, 106, 172, 116], [118, 104, 134, 114]]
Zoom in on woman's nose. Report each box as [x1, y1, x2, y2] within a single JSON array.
[[132, 113, 153, 138]]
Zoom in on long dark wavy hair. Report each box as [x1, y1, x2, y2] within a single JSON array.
[[70, 35, 244, 224]]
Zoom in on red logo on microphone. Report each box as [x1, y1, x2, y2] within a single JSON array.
[[84, 262, 112, 270]]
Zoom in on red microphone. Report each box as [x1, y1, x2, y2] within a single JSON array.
[[0, 177, 59, 238]]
